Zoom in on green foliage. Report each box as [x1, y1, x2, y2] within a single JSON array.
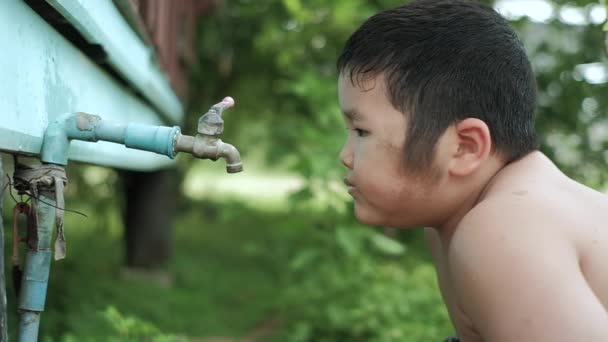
[[284, 263, 450, 342], [281, 225, 450, 341], [189, 0, 403, 193], [2, 196, 448, 341], [58, 306, 183, 342], [99, 306, 181, 342], [190, 0, 608, 190], [513, 6, 608, 187]]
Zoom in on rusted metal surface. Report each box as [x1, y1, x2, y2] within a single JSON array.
[[174, 96, 243, 173], [127, 0, 217, 98]]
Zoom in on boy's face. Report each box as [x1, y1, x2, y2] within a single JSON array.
[[338, 74, 447, 228]]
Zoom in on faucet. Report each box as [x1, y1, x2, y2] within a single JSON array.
[[40, 97, 243, 173], [174, 97, 243, 173]]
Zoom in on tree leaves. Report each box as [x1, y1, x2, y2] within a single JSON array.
[[191, 0, 608, 190]]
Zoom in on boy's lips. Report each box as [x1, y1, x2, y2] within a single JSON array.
[[343, 177, 355, 187], [344, 178, 357, 195]]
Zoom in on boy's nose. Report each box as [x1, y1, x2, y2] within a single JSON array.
[[339, 144, 354, 170]]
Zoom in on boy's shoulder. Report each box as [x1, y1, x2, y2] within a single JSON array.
[[447, 190, 570, 269], [451, 151, 608, 250], [443, 159, 608, 341], [446, 156, 606, 282]]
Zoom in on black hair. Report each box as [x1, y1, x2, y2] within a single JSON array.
[[337, 0, 538, 170]]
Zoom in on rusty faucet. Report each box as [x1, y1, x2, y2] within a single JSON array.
[[174, 97, 243, 173]]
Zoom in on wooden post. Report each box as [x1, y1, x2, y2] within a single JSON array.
[[122, 169, 176, 270]]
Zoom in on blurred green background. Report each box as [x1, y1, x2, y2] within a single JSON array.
[[4, 0, 608, 340]]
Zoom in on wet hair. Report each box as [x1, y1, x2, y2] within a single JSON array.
[[337, 0, 538, 171]]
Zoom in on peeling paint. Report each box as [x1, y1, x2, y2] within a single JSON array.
[[75, 113, 100, 131]]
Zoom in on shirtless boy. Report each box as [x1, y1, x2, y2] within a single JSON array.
[[337, 1, 608, 341]]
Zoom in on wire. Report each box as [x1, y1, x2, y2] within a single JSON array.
[[4, 175, 19, 204], [3, 174, 88, 218], [21, 190, 88, 218]]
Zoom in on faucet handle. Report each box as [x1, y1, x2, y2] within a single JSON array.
[[210, 96, 235, 117], [198, 96, 235, 136]]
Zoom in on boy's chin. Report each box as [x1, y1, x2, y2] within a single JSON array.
[[354, 206, 384, 226], [354, 205, 416, 228]]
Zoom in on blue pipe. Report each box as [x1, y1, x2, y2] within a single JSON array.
[[17, 193, 55, 342], [41, 113, 180, 165], [19, 110, 241, 339], [18, 113, 181, 341]]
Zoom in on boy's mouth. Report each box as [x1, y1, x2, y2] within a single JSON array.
[[344, 178, 357, 195], [343, 177, 355, 187]]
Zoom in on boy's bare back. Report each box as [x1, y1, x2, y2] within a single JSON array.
[[427, 151, 608, 341]]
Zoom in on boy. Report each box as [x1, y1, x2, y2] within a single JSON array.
[[337, 1, 608, 341]]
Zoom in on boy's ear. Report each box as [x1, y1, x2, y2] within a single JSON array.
[[448, 118, 492, 177]]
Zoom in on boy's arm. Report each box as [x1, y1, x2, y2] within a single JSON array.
[[449, 215, 608, 342]]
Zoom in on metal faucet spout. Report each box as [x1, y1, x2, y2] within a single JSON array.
[[174, 134, 243, 173], [218, 141, 243, 173]]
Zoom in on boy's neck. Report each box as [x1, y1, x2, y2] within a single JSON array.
[[434, 155, 508, 245]]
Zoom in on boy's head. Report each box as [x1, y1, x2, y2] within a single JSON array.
[[338, 0, 538, 227]]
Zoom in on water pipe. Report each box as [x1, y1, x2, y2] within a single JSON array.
[[15, 98, 242, 341], [15, 189, 56, 342], [41, 96, 243, 172]]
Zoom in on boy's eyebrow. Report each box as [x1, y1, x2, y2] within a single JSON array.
[[342, 109, 363, 121]]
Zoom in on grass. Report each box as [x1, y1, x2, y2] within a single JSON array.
[[1, 165, 452, 341], [3, 197, 303, 340]]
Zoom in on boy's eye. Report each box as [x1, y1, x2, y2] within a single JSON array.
[[354, 128, 369, 137]]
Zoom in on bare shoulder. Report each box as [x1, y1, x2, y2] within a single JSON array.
[[449, 151, 608, 259], [446, 193, 608, 341], [447, 189, 573, 270]]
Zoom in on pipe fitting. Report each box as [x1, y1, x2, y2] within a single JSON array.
[[40, 96, 242, 174], [174, 134, 243, 173], [173, 96, 243, 173], [41, 112, 180, 165]]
